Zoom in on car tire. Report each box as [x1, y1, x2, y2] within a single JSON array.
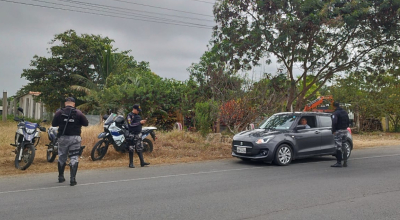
[[274, 144, 293, 166], [344, 141, 352, 159]]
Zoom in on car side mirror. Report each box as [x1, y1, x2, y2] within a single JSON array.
[[296, 125, 306, 130]]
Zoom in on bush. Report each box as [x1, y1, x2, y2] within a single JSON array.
[[195, 101, 218, 136]]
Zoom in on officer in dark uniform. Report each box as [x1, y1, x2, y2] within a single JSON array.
[[331, 102, 350, 168], [126, 104, 150, 168], [52, 97, 89, 185]]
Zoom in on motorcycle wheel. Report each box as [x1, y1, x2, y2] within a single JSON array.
[[91, 139, 109, 161], [142, 138, 153, 153], [15, 144, 35, 170], [46, 143, 57, 163]]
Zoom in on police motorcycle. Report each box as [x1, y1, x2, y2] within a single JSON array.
[[45, 127, 58, 162], [45, 113, 86, 163], [91, 113, 157, 161], [10, 107, 46, 170]]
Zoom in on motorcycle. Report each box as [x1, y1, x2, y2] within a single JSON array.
[[10, 107, 46, 170], [91, 113, 157, 161], [45, 127, 58, 162], [45, 127, 86, 163]]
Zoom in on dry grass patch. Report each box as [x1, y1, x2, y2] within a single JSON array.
[[1, 120, 399, 176], [352, 132, 400, 149], [0, 122, 231, 176]]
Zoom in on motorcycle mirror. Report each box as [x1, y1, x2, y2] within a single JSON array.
[[42, 119, 47, 123], [40, 127, 46, 132], [17, 107, 23, 113], [14, 117, 20, 122]]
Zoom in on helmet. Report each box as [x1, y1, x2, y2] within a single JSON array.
[[115, 115, 125, 125]]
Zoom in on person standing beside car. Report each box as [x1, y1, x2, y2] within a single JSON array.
[[52, 97, 88, 186], [331, 102, 350, 168], [126, 104, 150, 168]]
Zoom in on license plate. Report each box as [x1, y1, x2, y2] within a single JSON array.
[[237, 147, 246, 153]]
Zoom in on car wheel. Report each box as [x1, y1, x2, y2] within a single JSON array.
[[344, 141, 352, 159], [274, 144, 292, 166]]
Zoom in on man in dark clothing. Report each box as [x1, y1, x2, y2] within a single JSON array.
[[331, 102, 350, 168], [52, 97, 89, 185], [126, 104, 149, 168]]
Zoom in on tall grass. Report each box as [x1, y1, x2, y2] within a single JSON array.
[[0, 121, 232, 176]]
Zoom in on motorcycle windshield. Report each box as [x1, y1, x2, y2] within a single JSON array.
[[25, 121, 38, 129], [25, 122, 38, 134], [104, 113, 117, 126]]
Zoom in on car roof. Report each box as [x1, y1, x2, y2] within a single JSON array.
[[274, 111, 332, 116]]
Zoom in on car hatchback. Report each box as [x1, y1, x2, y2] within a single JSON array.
[[232, 112, 352, 165]]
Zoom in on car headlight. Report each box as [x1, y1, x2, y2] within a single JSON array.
[[256, 137, 273, 144]]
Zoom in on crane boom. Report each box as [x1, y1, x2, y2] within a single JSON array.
[[303, 95, 335, 112]]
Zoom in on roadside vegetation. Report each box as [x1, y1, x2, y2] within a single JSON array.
[[2, 1, 400, 175], [1, 120, 399, 176], [0, 121, 231, 176]]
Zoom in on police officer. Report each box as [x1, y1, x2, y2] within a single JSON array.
[[331, 102, 350, 168], [52, 97, 88, 185], [126, 104, 150, 168]]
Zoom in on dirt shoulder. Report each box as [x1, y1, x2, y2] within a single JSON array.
[[1, 128, 399, 177], [352, 133, 400, 149]]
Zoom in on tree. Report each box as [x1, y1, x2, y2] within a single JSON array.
[[72, 45, 150, 114], [213, 0, 400, 111], [187, 44, 244, 103], [330, 71, 400, 131], [21, 30, 114, 112]]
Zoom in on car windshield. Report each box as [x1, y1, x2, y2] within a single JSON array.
[[259, 114, 296, 130]]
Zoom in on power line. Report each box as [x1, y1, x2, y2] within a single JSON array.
[[57, 0, 214, 22], [188, 0, 214, 4], [109, 0, 214, 17], [31, 0, 213, 26], [160, 0, 215, 4], [0, 0, 214, 29]]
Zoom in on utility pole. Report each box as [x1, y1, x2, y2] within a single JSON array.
[[2, 91, 7, 122]]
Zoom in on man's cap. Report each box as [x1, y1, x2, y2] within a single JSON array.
[[333, 102, 340, 107], [65, 97, 75, 103], [132, 104, 142, 112]]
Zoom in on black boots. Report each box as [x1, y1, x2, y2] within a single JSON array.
[[129, 151, 135, 168], [331, 162, 342, 167], [70, 162, 79, 186], [331, 149, 343, 168], [343, 148, 348, 167], [58, 162, 66, 183], [128, 151, 149, 168], [138, 151, 150, 167]]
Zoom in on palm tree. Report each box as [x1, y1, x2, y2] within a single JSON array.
[[71, 45, 132, 113]]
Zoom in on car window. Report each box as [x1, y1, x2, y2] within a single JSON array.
[[298, 116, 316, 128], [318, 116, 332, 127], [259, 114, 296, 130]]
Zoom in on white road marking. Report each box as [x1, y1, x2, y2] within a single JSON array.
[[0, 166, 263, 194], [1, 153, 399, 195]]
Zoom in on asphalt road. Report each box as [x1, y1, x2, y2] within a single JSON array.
[[1, 146, 400, 220]]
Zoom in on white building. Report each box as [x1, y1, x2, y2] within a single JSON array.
[[18, 92, 47, 120]]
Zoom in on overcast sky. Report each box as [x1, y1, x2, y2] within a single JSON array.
[[0, 0, 282, 99], [0, 0, 221, 98]]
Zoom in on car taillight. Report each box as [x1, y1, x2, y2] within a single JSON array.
[[347, 127, 352, 135]]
